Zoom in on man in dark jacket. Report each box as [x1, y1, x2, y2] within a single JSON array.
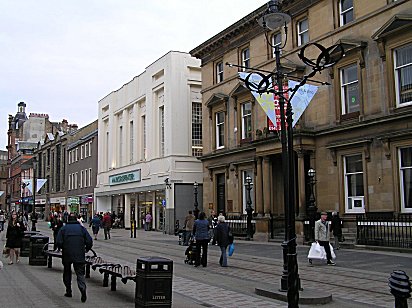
[[57, 213, 93, 302]]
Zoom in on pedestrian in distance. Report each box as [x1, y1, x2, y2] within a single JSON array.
[[183, 210, 195, 246], [331, 211, 343, 250], [102, 212, 112, 240], [315, 211, 336, 266], [145, 212, 152, 231], [214, 215, 232, 267], [208, 210, 218, 245], [0, 210, 5, 232], [193, 211, 210, 267], [89, 214, 102, 240], [5, 211, 25, 264], [50, 214, 64, 251], [56, 213, 93, 303]]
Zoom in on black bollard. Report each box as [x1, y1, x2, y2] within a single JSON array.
[[388, 270, 411, 308]]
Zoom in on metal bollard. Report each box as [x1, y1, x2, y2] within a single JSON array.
[[388, 270, 411, 308]]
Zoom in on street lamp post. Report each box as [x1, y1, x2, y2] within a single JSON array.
[[193, 182, 199, 220], [233, 1, 344, 306], [307, 168, 317, 242], [245, 175, 254, 241], [31, 158, 38, 231]]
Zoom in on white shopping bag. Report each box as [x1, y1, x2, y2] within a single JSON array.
[[308, 243, 336, 260]]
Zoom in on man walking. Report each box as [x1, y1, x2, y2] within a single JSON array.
[[315, 211, 336, 266], [0, 210, 5, 232], [102, 212, 112, 240], [57, 213, 93, 302], [183, 210, 195, 246]]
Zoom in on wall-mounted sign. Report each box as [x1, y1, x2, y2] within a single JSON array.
[[109, 170, 141, 186], [67, 197, 80, 205]]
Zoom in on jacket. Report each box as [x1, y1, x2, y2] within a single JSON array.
[[6, 220, 25, 248], [314, 219, 330, 241], [215, 222, 231, 247], [56, 220, 93, 263], [193, 219, 209, 240], [331, 216, 343, 236], [184, 214, 195, 231], [90, 216, 102, 229]]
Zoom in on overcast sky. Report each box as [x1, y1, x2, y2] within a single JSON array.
[[0, 0, 268, 150]]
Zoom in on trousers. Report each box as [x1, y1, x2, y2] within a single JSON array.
[[63, 262, 86, 293]]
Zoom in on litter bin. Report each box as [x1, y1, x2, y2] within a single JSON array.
[[21, 231, 41, 257], [135, 256, 173, 308], [29, 235, 49, 266]]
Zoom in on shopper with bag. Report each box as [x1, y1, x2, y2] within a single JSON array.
[[314, 211, 336, 266], [5, 211, 25, 265], [214, 215, 231, 267]]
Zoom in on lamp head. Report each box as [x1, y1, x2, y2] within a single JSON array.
[[194, 181, 198, 188], [308, 168, 316, 178], [258, 0, 291, 31]]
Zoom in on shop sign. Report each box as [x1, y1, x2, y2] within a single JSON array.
[[50, 197, 65, 204], [109, 169, 141, 186], [36, 199, 46, 205], [81, 196, 93, 204], [67, 197, 80, 205]]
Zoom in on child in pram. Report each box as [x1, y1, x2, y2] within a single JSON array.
[[184, 237, 197, 265]]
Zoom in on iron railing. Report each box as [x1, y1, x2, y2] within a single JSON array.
[[225, 214, 256, 237], [356, 213, 412, 248]]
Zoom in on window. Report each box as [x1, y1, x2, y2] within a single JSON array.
[[80, 170, 84, 188], [340, 64, 359, 114], [81, 145, 84, 159], [130, 121, 134, 163], [297, 18, 309, 46], [119, 126, 123, 166], [241, 48, 250, 71], [394, 43, 412, 107], [68, 151, 71, 165], [344, 154, 364, 213], [216, 112, 225, 149], [88, 141, 92, 156], [271, 32, 282, 57], [142, 116, 147, 160], [192, 102, 203, 157], [242, 170, 254, 214], [89, 168, 92, 187], [241, 102, 252, 139], [340, 0, 354, 26], [399, 147, 412, 212], [85, 143, 88, 158], [84, 169, 88, 187], [159, 106, 164, 157], [75, 148, 79, 161], [216, 61, 224, 83], [106, 132, 110, 169], [68, 174, 72, 190]]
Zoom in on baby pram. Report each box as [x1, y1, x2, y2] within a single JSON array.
[[184, 238, 197, 265]]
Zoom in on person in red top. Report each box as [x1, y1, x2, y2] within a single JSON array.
[[102, 212, 112, 240]]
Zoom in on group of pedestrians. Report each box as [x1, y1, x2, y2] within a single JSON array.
[[187, 210, 233, 268]]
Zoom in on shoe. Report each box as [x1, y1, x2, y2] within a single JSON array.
[[8, 261, 13, 265], [194, 264, 200, 267], [327, 261, 336, 266], [16, 259, 20, 264], [202, 265, 207, 268], [80, 290, 87, 302], [64, 292, 72, 298]]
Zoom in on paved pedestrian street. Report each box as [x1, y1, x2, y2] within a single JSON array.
[[0, 221, 411, 307]]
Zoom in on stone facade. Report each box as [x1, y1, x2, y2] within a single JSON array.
[[190, 0, 412, 240]]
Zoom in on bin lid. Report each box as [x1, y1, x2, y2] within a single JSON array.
[[137, 256, 172, 263], [30, 235, 48, 240]]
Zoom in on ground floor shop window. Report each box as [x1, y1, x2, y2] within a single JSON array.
[[344, 154, 365, 213], [399, 147, 412, 212]]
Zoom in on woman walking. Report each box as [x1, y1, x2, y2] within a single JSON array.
[[193, 212, 210, 267], [215, 215, 231, 267], [6, 211, 25, 264]]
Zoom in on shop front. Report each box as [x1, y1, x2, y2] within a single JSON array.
[[50, 197, 66, 214], [80, 195, 93, 223], [67, 197, 80, 214], [136, 190, 166, 231]]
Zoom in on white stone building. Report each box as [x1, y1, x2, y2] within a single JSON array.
[[94, 51, 203, 233]]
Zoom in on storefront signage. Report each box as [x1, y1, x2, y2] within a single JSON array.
[[67, 197, 80, 205], [81, 196, 93, 204], [109, 170, 141, 186]]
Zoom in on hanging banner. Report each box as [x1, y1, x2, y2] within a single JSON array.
[[239, 72, 276, 124], [22, 179, 33, 194], [36, 179, 47, 192], [0, 191, 3, 197], [288, 80, 318, 127], [240, 73, 318, 130]]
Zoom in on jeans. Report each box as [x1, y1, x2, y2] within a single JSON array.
[[183, 231, 192, 245], [219, 246, 228, 267], [104, 227, 111, 239], [0, 221, 4, 231], [63, 262, 86, 294]]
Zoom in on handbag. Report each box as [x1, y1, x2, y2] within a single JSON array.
[[228, 243, 235, 256]]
